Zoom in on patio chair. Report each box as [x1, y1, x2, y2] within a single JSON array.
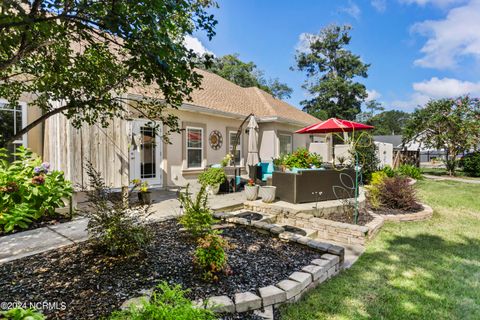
[[249, 162, 274, 184]]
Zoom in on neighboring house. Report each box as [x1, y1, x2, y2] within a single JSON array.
[[8, 69, 318, 190], [374, 134, 450, 163]]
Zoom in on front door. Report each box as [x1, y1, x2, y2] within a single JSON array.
[[129, 120, 163, 187]]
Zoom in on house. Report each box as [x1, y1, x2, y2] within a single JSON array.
[[5, 69, 318, 190]]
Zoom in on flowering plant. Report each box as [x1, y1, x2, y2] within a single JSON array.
[[220, 153, 233, 167], [0, 147, 72, 233], [246, 178, 255, 187]]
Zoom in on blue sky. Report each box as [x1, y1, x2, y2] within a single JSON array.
[[187, 0, 480, 112]]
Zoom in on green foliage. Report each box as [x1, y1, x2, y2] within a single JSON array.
[[197, 53, 293, 99], [0, 147, 72, 233], [0, 307, 45, 320], [398, 164, 422, 180], [366, 171, 387, 209], [194, 232, 230, 281], [280, 148, 323, 169], [109, 282, 217, 320], [0, 1, 217, 145], [82, 162, 152, 256], [198, 168, 226, 186], [381, 165, 397, 178], [379, 176, 421, 211], [294, 24, 369, 120], [366, 110, 411, 135], [404, 96, 480, 175], [178, 185, 216, 237], [462, 152, 480, 177], [350, 133, 379, 184]]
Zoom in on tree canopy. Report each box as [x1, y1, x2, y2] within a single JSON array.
[[293, 24, 369, 121], [404, 96, 480, 175], [0, 0, 218, 145], [197, 53, 293, 100], [367, 110, 411, 136]]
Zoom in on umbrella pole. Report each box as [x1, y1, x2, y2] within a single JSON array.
[[354, 151, 359, 225]]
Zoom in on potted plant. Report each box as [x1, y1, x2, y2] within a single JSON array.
[[272, 155, 286, 172], [259, 185, 276, 203], [244, 179, 259, 201], [133, 179, 152, 204], [220, 153, 233, 167], [198, 167, 227, 195]]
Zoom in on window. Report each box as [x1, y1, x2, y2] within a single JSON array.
[[0, 100, 27, 155], [186, 127, 203, 168], [140, 126, 156, 179], [279, 134, 292, 155], [228, 131, 242, 165]]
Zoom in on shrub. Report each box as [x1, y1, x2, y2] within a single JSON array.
[[198, 168, 226, 186], [178, 185, 216, 238], [462, 152, 480, 177], [0, 307, 45, 320], [0, 147, 73, 233], [82, 162, 152, 256], [109, 282, 217, 320], [350, 134, 380, 184], [282, 148, 322, 169], [381, 165, 397, 178], [378, 176, 421, 211], [366, 171, 387, 210], [193, 232, 230, 281], [398, 164, 422, 180]]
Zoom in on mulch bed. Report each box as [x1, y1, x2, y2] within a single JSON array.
[[0, 215, 72, 237], [324, 208, 374, 226], [0, 220, 321, 320]]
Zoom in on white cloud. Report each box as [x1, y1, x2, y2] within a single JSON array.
[[184, 35, 212, 55], [371, 0, 387, 12], [391, 92, 431, 110], [413, 77, 480, 97], [366, 89, 382, 101], [412, 0, 480, 69], [390, 76, 480, 110], [400, 0, 467, 7], [296, 32, 322, 53], [340, 1, 361, 20]]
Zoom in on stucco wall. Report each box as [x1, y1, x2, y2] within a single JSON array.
[[164, 109, 247, 187], [257, 122, 310, 162]]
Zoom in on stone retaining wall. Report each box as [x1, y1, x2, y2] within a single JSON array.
[[243, 190, 383, 246], [376, 204, 433, 222], [121, 213, 345, 319]]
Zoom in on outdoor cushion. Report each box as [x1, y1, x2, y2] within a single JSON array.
[[211, 164, 222, 168]]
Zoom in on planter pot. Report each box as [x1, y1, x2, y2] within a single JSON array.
[[138, 191, 152, 205], [207, 183, 221, 195], [244, 185, 259, 201], [259, 186, 276, 203]]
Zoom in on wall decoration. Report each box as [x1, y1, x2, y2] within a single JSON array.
[[209, 130, 223, 150]]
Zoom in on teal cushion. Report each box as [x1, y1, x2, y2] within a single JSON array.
[[211, 164, 222, 168], [262, 173, 272, 181]]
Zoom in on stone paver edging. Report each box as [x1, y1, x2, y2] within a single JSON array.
[[121, 212, 345, 318], [374, 203, 433, 222]]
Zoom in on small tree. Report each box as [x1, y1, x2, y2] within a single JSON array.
[[293, 24, 369, 120], [0, 0, 218, 146], [404, 96, 480, 175]]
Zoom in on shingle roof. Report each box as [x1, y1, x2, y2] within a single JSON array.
[[130, 69, 318, 126], [189, 70, 318, 126], [373, 135, 403, 148]]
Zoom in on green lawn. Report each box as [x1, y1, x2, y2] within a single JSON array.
[[280, 180, 480, 320], [420, 167, 480, 180]]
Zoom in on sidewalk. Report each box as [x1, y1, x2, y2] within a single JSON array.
[[0, 190, 246, 265], [423, 174, 480, 184]]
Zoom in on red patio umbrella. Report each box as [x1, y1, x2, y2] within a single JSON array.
[[295, 118, 374, 134]]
